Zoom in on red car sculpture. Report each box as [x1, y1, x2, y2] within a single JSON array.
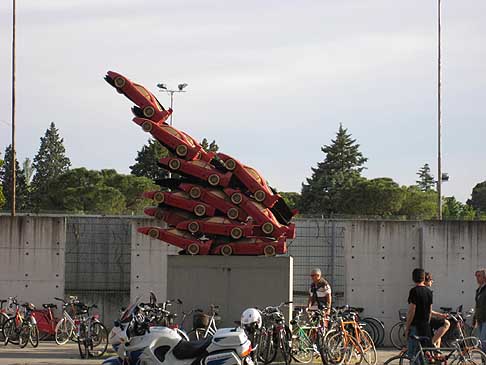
[[105, 71, 172, 124], [106, 71, 295, 256], [143, 191, 216, 217]]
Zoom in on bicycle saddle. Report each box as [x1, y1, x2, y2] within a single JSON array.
[[43, 303, 57, 309], [173, 337, 212, 360], [412, 335, 433, 346]]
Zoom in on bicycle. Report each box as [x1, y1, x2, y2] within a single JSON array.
[[54, 296, 83, 345], [389, 309, 408, 350], [384, 335, 486, 365], [32, 302, 60, 340], [259, 301, 293, 365], [0, 297, 16, 342], [188, 304, 220, 340], [290, 308, 328, 363], [76, 303, 108, 359], [3, 301, 39, 348]]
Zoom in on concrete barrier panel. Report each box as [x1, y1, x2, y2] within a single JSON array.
[[167, 256, 293, 328]]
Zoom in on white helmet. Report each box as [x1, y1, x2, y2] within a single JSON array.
[[241, 308, 262, 329]]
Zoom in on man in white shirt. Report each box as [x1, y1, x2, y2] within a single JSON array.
[[307, 268, 332, 315]]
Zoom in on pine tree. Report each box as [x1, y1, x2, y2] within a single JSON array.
[[416, 163, 435, 192], [200, 138, 219, 153], [300, 124, 367, 215], [0, 145, 29, 211], [130, 139, 169, 180], [31, 122, 71, 211]]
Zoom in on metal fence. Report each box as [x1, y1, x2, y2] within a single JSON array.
[[287, 219, 345, 307]]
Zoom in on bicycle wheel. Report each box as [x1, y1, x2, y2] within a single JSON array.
[[19, 323, 30, 348], [0, 313, 9, 342], [359, 330, 377, 365], [459, 348, 486, 365], [29, 324, 39, 348], [390, 322, 406, 350], [291, 328, 314, 363], [3, 317, 20, 345], [77, 324, 88, 359], [260, 330, 278, 364], [383, 353, 411, 365], [88, 322, 108, 357], [360, 320, 378, 345], [362, 317, 385, 347], [55, 318, 74, 345], [279, 327, 292, 365], [343, 335, 364, 365], [323, 330, 347, 365]]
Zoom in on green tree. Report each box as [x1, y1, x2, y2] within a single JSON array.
[[398, 186, 436, 219], [200, 138, 219, 153], [442, 196, 475, 220], [279, 192, 301, 211], [416, 163, 435, 192], [300, 124, 367, 215], [49, 168, 125, 214], [341, 178, 405, 216], [130, 139, 169, 180], [31, 122, 71, 211], [102, 169, 158, 214], [0, 145, 29, 211], [468, 181, 486, 214]]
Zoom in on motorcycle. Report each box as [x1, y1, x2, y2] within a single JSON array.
[[104, 297, 254, 365]]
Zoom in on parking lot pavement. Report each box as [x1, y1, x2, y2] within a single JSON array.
[[0, 341, 400, 365]]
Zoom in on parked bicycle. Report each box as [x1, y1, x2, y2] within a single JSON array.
[[3, 300, 39, 348], [389, 309, 408, 350], [0, 297, 17, 342], [76, 303, 108, 359], [259, 301, 293, 365], [32, 302, 60, 340], [290, 307, 327, 363], [187, 304, 220, 340], [54, 296, 84, 345]]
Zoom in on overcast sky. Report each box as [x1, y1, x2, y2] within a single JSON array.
[[0, 1, 485, 203]]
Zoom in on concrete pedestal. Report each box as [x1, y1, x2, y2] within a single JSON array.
[[167, 256, 293, 327]]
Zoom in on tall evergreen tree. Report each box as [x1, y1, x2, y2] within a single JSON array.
[[0, 145, 29, 210], [300, 124, 367, 215], [31, 122, 71, 211], [467, 181, 486, 213], [416, 163, 435, 192], [130, 139, 169, 180]]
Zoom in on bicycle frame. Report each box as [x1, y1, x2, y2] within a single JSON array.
[[409, 336, 481, 365]]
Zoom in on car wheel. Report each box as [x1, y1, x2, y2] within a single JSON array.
[[187, 243, 200, 255], [153, 192, 165, 204], [208, 174, 220, 186], [141, 121, 153, 132], [221, 245, 233, 256], [148, 228, 159, 239], [262, 222, 275, 235], [225, 159, 237, 171], [264, 245, 276, 257], [254, 190, 266, 202], [114, 77, 126, 88], [194, 205, 206, 217], [176, 145, 188, 157], [168, 159, 181, 170], [189, 187, 202, 199], [227, 208, 239, 220], [143, 106, 155, 118], [188, 222, 200, 234], [230, 227, 243, 240], [230, 192, 243, 205]]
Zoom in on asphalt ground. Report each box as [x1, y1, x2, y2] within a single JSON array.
[[0, 342, 401, 365]]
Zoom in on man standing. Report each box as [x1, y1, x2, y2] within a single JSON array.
[[405, 268, 433, 361], [473, 269, 486, 352], [307, 268, 332, 315]]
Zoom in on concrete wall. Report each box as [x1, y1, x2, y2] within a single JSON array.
[[0, 216, 65, 308], [167, 256, 293, 329]]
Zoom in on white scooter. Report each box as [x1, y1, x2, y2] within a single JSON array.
[[104, 298, 253, 365]]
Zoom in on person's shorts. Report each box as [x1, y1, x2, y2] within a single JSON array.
[[430, 317, 446, 330]]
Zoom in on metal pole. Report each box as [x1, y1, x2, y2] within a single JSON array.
[[169, 92, 174, 126], [11, 0, 16, 217], [437, 0, 442, 220]]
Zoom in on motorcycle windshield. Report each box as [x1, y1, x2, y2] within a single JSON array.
[[120, 296, 142, 323]]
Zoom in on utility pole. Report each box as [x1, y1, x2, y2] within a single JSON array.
[[11, 0, 16, 217], [437, 0, 442, 220]]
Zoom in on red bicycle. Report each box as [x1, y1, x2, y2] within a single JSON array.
[[32, 302, 60, 340], [3, 301, 39, 348]]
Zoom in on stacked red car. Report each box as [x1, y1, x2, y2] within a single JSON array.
[[106, 71, 297, 256]]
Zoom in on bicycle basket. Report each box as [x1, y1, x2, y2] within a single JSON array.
[[193, 312, 210, 329], [399, 309, 407, 321]]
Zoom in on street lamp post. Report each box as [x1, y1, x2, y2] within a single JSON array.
[[11, 0, 16, 217], [156, 83, 188, 126], [437, 0, 442, 220]]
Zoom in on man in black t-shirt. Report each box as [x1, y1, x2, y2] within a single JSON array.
[[405, 268, 433, 361]]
